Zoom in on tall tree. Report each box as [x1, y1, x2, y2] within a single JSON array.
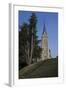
[[19, 13, 42, 69], [19, 23, 29, 69], [28, 13, 37, 64], [29, 13, 42, 63]]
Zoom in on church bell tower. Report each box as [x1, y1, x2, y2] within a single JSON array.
[[41, 24, 48, 60]]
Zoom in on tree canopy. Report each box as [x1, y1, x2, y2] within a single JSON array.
[[19, 13, 42, 70]]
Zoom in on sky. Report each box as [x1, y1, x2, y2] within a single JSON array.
[[19, 11, 58, 58]]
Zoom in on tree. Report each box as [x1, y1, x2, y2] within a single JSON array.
[[29, 13, 42, 63], [19, 13, 42, 69], [28, 13, 37, 64], [33, 40, 42, 62], [19, 23, 29, 69]]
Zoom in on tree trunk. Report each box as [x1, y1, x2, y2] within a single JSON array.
[[29, 27, 34, 64], [25, 29, 30, 65], [26, 40, 30, 65]]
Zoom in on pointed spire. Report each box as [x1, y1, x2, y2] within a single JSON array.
[[43, 23, 46, 34]]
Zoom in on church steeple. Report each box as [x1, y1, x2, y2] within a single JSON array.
[[42, 23, 47, 38], [41, 23, 48, 60], [43, 23, 47, 35], [41, 22, 51, 61]]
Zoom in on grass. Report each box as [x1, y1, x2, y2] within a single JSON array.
[[19, 58, 58, 79]]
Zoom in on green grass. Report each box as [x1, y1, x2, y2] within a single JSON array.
[[19, 58, 58, 79]]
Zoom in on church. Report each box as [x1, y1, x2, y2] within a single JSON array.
[[37, 23, 52, 62], [41, 23, 52, 60]]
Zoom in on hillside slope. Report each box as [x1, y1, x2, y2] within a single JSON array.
[[19, 58, 58, 79]]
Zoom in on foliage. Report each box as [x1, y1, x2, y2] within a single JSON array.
[[19, 13, 42, 70]]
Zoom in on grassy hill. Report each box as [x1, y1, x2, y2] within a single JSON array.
[[19, 58, 58, 79]]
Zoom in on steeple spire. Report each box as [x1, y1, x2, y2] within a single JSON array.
[[43, 23, 46, 34]]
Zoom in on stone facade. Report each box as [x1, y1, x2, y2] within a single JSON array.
[[41, 24, 51, 60], [32, 24, 52, 62]]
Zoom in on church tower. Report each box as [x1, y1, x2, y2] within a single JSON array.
[[41, 24, 49, 60]]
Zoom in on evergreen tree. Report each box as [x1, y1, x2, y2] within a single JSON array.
[[29, 13, 42, 63], [19, 23, 29, 69], [19, 13, 42, 69]]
